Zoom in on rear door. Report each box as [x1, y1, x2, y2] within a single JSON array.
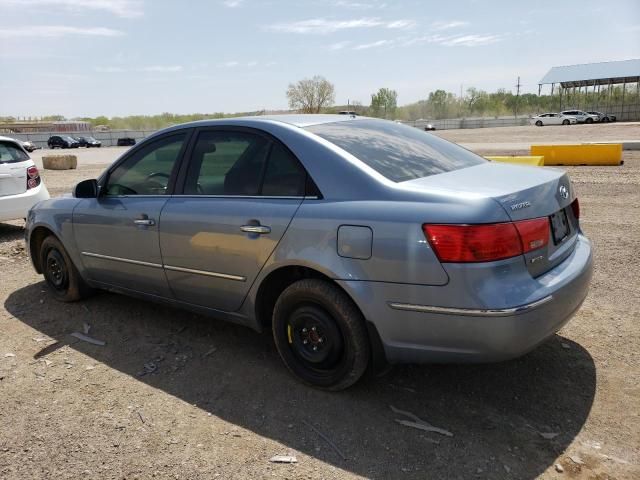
[[159, 128, 307, 312], [0, 140, 29, 197], [73, 131, 190, 297]]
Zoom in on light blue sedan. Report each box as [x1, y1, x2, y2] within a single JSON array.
[[25, 115, 592, 390]]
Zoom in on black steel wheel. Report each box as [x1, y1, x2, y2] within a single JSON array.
[[40, 236, 93, 302], [272, 279, 370, 391]]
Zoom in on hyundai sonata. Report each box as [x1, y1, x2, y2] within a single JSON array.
[[25, 115, 592, 390]]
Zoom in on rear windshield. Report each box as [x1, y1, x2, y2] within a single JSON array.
[[0, 141, 29, 163], [306, 119, 485, 182]]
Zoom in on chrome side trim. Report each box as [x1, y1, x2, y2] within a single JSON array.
[[81, 252, 245, 282], [388, 295, 553, 317], [164, 265, 246, 282], [81, 252, 163, 269]]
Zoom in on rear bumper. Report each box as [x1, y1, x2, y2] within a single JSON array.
[[338, 234, 593, 364], [0, 184, 50, 222]]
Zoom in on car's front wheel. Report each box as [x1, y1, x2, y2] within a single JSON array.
[[586, 117, 593, 124], [562, 119, 570, 125], [535, 120, 543, 127], [602, 117, 610, 123], [272, 279, 370, 390], [40, 236, 93, 302]]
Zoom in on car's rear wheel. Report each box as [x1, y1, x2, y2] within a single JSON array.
[[602, 117, 610, 123], [562, 119, 570, 125], [535, 120, 543, 127], [272, 279, 370, 391], [40, 236, 93, 302]]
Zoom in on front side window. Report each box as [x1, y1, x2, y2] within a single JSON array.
[[105, 133, 186, 196], [306, 119, 485, 182], [0, 141, 29, 163]]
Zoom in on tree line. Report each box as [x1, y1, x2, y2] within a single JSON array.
[[3, 76, 637, 130]]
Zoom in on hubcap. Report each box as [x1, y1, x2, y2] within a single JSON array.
[[287, 305, 343, 369]]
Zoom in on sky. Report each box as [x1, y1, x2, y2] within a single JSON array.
[[0, 0, 638, 118]]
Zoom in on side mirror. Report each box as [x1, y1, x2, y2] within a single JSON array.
[[73, 179, 98, 198]]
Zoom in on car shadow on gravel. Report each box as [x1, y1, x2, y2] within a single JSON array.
[[5, 284, 596, 480]]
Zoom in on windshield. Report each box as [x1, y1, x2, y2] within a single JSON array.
[[306, 119, 485, 182], [0, 141, 29, 163]]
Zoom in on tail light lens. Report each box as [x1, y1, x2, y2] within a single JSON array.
[[26, 166, 41, 190], [423, 217, 550, 263], [571, 198, 580, 220]]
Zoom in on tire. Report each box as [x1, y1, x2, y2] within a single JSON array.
[[586, 117, 593, 124], [535, 120, 543, 127], [40, 236, 93, 302], [602, 117, 610, 123], [272, 279, 370, 391], [562, 119, 570, 125]]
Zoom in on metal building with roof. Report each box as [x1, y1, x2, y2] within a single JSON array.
[[538, 59, 640, 120]]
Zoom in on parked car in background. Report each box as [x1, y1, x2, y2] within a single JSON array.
[[530, 113, 577, 126], [338, 111, 357, 116], [424, 124, 436, 131], [25, 115, 592, 390], [0, 136, 49, 222], [74, 136, 102, 148], [21, 140, 38, 152], [117, 137, 136, 146], [561, 110, 599, 124], [47, 135, 80, 149], [586, 111, 617, 123]]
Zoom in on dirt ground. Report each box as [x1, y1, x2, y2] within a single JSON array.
[[1, 124, 639, 479]]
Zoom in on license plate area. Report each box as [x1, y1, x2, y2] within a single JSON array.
[[550, 209, 570, 244]]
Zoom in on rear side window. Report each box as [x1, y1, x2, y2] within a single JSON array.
[[0, 141, 29, 163], [261, 143, 306, 196], [306, 119, 485, 182]]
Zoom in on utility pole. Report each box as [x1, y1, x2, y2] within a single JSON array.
[[515, 76, 521, 118]]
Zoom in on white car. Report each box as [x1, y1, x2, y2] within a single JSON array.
[[561, 110, 599, 124], [0, 136, 49, 222], [530, 113, 577, 126]]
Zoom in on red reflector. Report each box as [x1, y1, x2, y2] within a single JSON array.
[[27, 178, 38, 189], [571, 198, 580, 220], [423, 223, 522, 263], [513, 218, 549, 253]]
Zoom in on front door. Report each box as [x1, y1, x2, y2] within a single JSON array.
[[73, 131, 189, 297], [159, 129, 308, 312]]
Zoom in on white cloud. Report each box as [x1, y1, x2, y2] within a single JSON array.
[[222, 0, 244, 7], [267, 17, 414, 34], [331, 1, 388, 8], [329, 41, 351, 50], [353, 39, 393, 50], [401, 33, 503, 48], [431, 20, 469, 31], [0, 26, 124, 38], [0, 0, 143, 18]]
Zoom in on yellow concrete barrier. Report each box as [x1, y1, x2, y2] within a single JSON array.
[[485, 155, 544, 166], [530, 144, 622, 166]]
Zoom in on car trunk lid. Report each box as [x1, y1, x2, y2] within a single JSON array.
[[405, 162, 579, 276]]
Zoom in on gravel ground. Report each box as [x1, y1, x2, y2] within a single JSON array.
[[0, 124, 638, 479]]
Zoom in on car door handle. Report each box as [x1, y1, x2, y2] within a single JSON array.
[[240, 225, 271, 234], [134, 215, 155, 226]]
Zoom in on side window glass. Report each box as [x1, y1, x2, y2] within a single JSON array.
[[184, 131, 270, 195], [105, 133, 186, 196], [261, 143, 306, 196]]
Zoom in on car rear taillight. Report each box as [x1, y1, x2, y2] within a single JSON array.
[[571, 198, 580, 220], [513, 218, 549, 253], [423, 217, 550, 263], [27, 166, 41, 190]]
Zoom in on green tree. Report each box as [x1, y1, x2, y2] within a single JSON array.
[[370, 88, 398, 118], [286, 75, 335, 113]]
